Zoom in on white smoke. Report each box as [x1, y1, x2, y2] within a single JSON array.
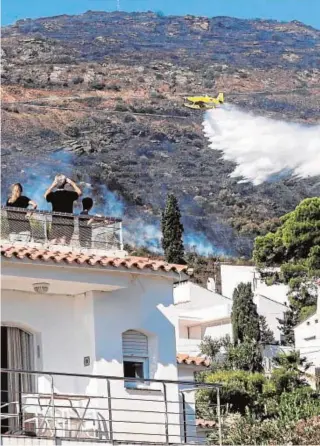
[[3, 150, 230, 256], [123, 218, 224, 256], [124, 219, 162, 253], [203, 104, 320, 185], [184, 232, 228, 256]]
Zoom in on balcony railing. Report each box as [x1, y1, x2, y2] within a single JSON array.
[[0, 369, 222, 445], [0, 207, 123, 253], [177, 339, 202, 356]]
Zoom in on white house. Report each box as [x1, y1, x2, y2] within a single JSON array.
[[1, 242, 191, 442], [220, 264, 289, 306], [0, 200, 225, 445], [173, 281, 231, 356], [172, 275, 288, 372], [294, 282, 320, 387]]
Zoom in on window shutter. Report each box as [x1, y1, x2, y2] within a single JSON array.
[[122, 330, 148, 357]]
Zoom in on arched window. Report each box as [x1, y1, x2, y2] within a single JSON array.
[[122, 330, 149, 381]]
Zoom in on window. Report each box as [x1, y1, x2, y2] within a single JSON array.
[[122, 330, 149, 386], [315, 319, 319, 324]]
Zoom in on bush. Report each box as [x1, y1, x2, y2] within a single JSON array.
[[130, 106, 156, 114], [2, 104, 19, 113], [204, 79, 215, 89], [217, 412, 293, 445], [89, 82, 105, 91], [293, 416, 320, 445], [115, 103, 129, 112], [72, 76, 84, 85], [105, 83, 121, 91], [65, 126, 81, 137], [150, 90, 165, 99], [278, 388, 320, 424], [198, 369, 266, 418]]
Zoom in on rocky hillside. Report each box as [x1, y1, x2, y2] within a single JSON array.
[[1, 11, 320, 256]]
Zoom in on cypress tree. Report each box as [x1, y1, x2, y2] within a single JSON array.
[[277, 306, 299, 346], [161, 193, 185, 264], [231, 282, 260, 344], [259, 315, 275, 345]]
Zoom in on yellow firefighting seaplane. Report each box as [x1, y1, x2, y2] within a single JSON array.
[[184, 92, 224, 110]]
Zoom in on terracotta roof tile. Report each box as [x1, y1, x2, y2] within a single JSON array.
[[1, 244, 187, 275], [196, 419, 216, 428], [177, 353, 210, 367]]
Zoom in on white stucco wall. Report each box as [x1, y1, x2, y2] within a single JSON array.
[[173, 282, 230, 309], [203, 321, 232, 341], [1, 265, 182, 443], [220, 265, 288, 305], [254, 294, 287, 343], [295, 311, 320, 380], [254, 283, 288, 305], [220, 265, 256, 299], [1, 289, 95, 392]]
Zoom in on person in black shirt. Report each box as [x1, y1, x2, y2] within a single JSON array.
[[6, 183, 37, 241], [79, 197, 94, 248], [44, 174, 82, 244]]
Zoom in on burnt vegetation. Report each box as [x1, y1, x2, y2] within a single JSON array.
[[1, 12, 320, 256]]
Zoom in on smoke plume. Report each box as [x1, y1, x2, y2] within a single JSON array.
[[203, 104, 320, 185], [2, 150, 225, 256]]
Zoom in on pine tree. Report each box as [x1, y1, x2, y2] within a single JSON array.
[[259, 315, 275, 345], [161, 193, 185, 264], [253, 197, 320, 322], [277, 306, 299, 346], [231, 282, 260, 344]]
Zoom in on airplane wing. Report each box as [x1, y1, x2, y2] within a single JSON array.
[[186, 93, 224, 104], [186, 96, 211, 103], [184, 102, 216, 110]]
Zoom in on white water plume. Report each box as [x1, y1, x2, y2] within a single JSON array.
[[203, 104, 320, 185]]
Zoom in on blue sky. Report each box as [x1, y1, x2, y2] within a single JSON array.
[[2, 0, 320, 29]]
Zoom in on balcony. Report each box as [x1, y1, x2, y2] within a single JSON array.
[[177, 339, 202, 356], [0, 368, 222, 445], [0, 207, 123, 255]]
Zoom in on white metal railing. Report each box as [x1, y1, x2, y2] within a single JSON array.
[[1, 206, 123, 253], [0, 368, 222, 444]]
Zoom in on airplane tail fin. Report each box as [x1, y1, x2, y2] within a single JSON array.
[[217, 92, 224, 103]]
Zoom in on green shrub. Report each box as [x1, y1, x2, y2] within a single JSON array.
[[89, 82, 105, 90], [115, 103, 129, 112], [72, 76, 84, 84]]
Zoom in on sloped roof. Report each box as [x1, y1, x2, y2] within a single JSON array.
[[177, 353, 210, 367], [1, 245, 188, 274], [196, 419, 216, 428]]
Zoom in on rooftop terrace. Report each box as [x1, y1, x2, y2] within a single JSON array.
[[0, 206, 124, 256]]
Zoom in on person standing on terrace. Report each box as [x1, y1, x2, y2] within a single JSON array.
[[44, 174, 82, 244], [6, 183, 38, 241]]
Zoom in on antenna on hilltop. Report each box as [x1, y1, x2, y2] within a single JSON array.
[[89, 0, 147, 11]]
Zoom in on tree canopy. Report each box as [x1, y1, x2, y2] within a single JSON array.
[[253, 197, 320, 326], [253, 197, 320, 268]]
